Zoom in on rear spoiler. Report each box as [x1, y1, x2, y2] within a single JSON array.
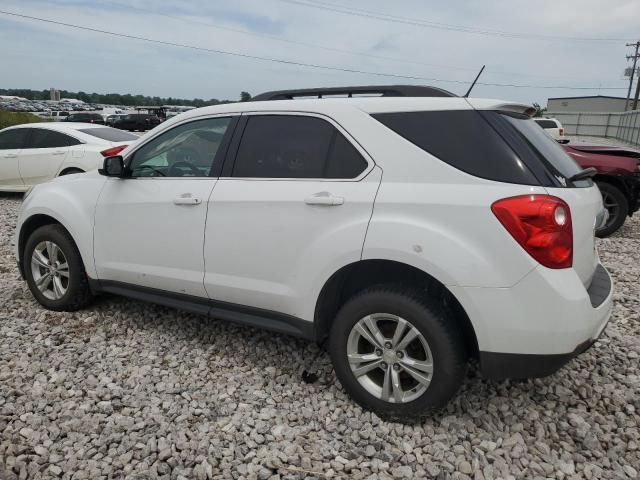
[[464, 98, 536, 117]]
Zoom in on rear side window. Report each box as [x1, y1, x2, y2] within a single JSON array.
[[233, 115, 367, 179], [78, 127, 138, 142], [27, 129, 81, 148], [373, 110, 538, 185], [498, 113, 581, 181], [534, 119, 557, 129], [0, 128, 29, 149]]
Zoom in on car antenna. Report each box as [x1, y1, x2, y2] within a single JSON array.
[[463, 65, 485, 98]]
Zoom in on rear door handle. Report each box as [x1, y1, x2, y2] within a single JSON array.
[[52, 150, 66, 156], [304, 192, 344, 206], [3, 153, 17, 158], [173, 194, 202, 205]]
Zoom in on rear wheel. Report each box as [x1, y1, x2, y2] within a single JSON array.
[[328, 285, 467, 422], [596, 182, 628, 237], [23, 225, 92, 311]]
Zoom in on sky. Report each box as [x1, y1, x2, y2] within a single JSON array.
[[0, 0, 639, 106]]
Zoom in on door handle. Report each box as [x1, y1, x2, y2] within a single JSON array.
[[173, 194, 202, 205], [52, 150, 66, 156], [3, 153, 17, 158], [304, 192, 344, 206]]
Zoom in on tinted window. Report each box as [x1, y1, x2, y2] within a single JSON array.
[[326, 133, 368, 178], [0, 129, 29, 149], [534, 119, 558, 129], [233, 115, 367, 179], [373, 110, 538, 185], [130, 117, 231, 177], [78, 127, 138, 142], [499, 113, 581, 181], [27, 129, 81, 148]]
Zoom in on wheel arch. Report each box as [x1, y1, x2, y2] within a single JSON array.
[[18, 214, 64, 278], [59, 167, 85, 176], [313, 259, 479, 359]]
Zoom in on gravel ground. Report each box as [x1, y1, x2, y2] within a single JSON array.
[[0, 193, 638, 480]]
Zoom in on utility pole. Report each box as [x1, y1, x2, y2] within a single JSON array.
[[625, 41, 640, 111]]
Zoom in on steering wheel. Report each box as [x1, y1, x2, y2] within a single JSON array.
[[167, 160, 202, 177]]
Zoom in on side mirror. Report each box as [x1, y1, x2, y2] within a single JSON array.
[[99, 155, 125, 177]]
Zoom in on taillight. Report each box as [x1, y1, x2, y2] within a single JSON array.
[[100, 145, 128, 157], [491, 195, 573, 269], [559, 127, 565, 136]]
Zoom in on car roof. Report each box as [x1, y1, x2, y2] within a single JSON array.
[[167, 97, 533, 124]]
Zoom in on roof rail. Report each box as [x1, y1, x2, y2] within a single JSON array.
[[251, 85, 457, 101]]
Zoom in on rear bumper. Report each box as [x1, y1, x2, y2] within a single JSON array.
[[479, 327, 605, 380], [450, 262, 613, 378]]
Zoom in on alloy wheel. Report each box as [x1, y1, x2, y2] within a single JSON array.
[[30, 241, 69, 300], [347, 313, 433, 403]]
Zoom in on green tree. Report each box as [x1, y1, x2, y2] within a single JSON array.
[[240, 91, 252, 102]]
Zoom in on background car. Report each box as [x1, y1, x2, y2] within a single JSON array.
[[112, 113, 162, 131], [562, 142, 640, 236], [63, 112, 105, 124], [105, 114, 127, 127], [535, 117, 567, 143], [0, 122, 138, 191]]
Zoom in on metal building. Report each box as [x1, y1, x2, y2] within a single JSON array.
[[546, 95, 628, 113]]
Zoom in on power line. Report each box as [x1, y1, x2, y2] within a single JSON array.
[[119, 2, 613, 82], [280, 0, 633, 43], [0, 10, 627, 91]]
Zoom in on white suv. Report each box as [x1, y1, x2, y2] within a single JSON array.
[[15, 86, 613, 421]]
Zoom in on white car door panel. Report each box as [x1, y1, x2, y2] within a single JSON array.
[[93, 115, 236, 297], [0, 128, 29, 189], [203, 113, 381, 321], [19, 148, 69, 185], [94, 178, 216, 296]]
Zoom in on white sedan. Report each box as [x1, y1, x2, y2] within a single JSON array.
[[0, 122, 139, 191]]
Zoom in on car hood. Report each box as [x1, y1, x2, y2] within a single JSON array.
[[565, 143, 640, 158]]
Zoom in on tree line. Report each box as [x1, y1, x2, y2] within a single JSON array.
[[0, 89, 252, 107]]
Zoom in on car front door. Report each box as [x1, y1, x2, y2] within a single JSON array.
[[0, 128, 28, 189], [18, 128, 81, 185], [93, 115, 237, 297], [203, 113, 381, 321]]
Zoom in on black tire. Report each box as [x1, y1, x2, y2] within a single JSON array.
[[596, 182, 628, 238], [59, 168, 84, 176], [328, 285, 467, 422], [23, 224, 92, 311]]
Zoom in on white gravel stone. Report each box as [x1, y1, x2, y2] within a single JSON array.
[[0, 194, 639, 479]]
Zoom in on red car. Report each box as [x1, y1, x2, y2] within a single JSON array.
[[562, 143, 640, 236]]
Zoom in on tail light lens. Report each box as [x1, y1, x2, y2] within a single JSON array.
[[100, 145, 128, 157], [491, 195, 573, 269], [559, 127, 565, 136]]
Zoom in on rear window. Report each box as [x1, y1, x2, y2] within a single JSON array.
[[373, 110, 584, 187], [78, 127, 138, 142], [372, 110, 538, 185], [534, 119, 558, 129]]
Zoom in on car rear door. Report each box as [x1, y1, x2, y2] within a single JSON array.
[[0, 128, 28, 189], [203, 113, 381, 321], [18, 128, 80, 185]]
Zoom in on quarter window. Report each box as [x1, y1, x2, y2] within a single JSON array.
[[129, 117, 232, 177], [0, 128, 29, 150], [233, 115, 367, 179], [27, 129, 81, 148]]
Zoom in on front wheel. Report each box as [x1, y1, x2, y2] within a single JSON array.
[[328, 285, 467, 422], [596, 182, 628, 238], [23, 225, 92, 311]]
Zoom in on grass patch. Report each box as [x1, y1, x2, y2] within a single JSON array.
[[0, 111, 49, 129]]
